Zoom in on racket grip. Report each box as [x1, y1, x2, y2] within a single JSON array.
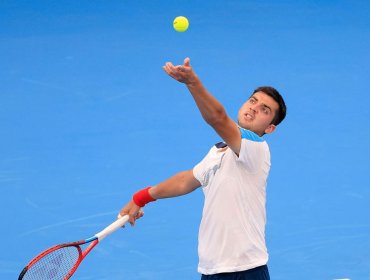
[[95, 215, 129, 241]]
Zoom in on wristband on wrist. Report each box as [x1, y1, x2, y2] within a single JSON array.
[[133, 187, 156, 207]]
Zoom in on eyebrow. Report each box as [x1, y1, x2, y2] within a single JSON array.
[[250, 96, 272, 112]]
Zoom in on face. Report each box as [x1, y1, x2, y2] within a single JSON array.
[[237, 91, 279, 136]]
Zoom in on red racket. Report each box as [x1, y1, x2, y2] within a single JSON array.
[[18, 215, 129, 280]]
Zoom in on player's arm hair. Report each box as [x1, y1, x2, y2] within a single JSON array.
[[186, 77, 242, 155], [163, 58, 241, 154], [149, 170, 200, 199]]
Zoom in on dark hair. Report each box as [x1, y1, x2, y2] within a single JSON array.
[[252, 86, 287, 126]]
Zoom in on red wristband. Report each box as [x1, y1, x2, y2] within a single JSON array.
[[133, 187, 156, 207]]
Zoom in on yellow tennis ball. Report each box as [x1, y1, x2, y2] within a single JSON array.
[[173, 16, 189, 32]]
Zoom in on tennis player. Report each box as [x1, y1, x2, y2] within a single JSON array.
[[119, 57, 287, 280]]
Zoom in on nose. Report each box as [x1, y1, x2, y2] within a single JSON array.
[[249, 105, 257, 113]]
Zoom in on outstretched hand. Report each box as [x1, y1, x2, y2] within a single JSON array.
[[163, 57, 198, 85]]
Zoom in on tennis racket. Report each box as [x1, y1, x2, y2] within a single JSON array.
[[18, 215, 129, 280]]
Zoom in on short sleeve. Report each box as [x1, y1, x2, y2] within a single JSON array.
[[193, 145, 227, 187], [238, 127, 270, 172]]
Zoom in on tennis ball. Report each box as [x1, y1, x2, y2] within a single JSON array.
[[173, 16, 189, 32]]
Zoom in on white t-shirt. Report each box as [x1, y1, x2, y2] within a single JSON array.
[[193, 128, 271, 275]]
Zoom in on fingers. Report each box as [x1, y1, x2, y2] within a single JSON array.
[[118, 203, 144, 226], [136, 210, 144, 219], [127, 210, 140, 226], [131, 210, 144, 226], [163, 62, 177, 75], [163, 63, 187, 82], [184, 57, 190, 66], [163, 57, 190, 71], [162, 57, 192, 81]]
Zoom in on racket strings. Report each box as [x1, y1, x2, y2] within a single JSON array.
[[22, 246, 80, 280]]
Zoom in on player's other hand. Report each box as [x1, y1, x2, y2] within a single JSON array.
[[118, 200, 144, 226], [163, 57, 198, 85]]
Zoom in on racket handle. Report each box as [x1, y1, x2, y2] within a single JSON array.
[[95, 215, 129, 241]]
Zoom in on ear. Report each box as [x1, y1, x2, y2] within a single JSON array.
[[264, 124, 276, 134]]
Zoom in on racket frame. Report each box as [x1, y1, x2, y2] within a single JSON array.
[[18, 215, 129, 280]]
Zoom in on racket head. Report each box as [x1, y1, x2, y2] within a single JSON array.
[[18, 240, 96, 280], [19, 216, 127, 279]]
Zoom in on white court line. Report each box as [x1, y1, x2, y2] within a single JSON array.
[[19, 211, 117, 237]]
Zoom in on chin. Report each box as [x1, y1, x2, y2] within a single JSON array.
[[239, 122, 252, 130], [245, 126, 253, 131]]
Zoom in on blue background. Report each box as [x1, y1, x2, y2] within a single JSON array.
[[1, 1, 369, 279]]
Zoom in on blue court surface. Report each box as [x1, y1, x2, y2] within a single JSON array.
[[1, 1, 370, 279]]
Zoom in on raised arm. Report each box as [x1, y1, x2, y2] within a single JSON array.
[[119, 170, 200, 225], [163, 58, 242, 155]]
